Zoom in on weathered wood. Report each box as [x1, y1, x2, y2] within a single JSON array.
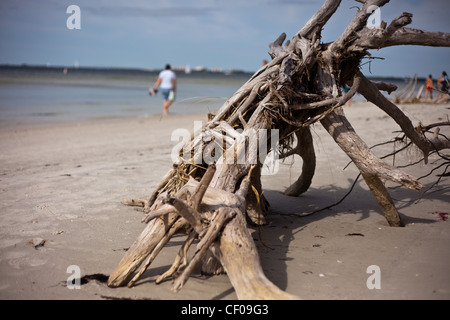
[[283, 127, 316, 196], [371, 81, 397, 94], [173, 207, 235, 292], [147, 167, 176, 210], [295, 0, 341, 40], [245, 164, 268, 225], [361, 173, 403, 227], [127, 217, 189, 287], [141, 204, 175, 223], [156, 230, 197, 284], [163, 197, 204, 235], [320, 107, 423, 191], [109, 0, 450, 299], [357, 71, 450, 161], [349, 12, 413, 51], [191, 164, 216, 211], [319, 107, 424, 226], [269, 32, 287, 58], [353, 27, 450, 49], [213, 206, 299, 300], [107, 212, 181, 287], [415, 84, 424, 101], [394, 76, 414, 101], [329, 0, 390, 54], [401, 74, 418, 103], [208, 168, 299, 299]]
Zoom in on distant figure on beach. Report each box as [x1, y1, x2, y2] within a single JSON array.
[[150, 64, 177, 115], [262, 60, 268, 66], [425, 74, 434, 100], [441, 71, 449, 92], [437, 71, 449, 101]]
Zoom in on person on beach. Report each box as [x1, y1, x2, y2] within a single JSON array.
[[436, 71, 449, 102], [150, 64, 177, 115], [441, 71, 449, 92], [424, 74, 434, 100]]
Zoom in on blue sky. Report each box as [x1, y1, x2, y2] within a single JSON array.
[[0, 0, 449, 77]]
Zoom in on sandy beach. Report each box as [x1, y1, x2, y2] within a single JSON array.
[[0, 101, 449, 300]]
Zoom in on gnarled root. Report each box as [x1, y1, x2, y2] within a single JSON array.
[[109, 165, 300, 299], [282, 126, 316, 196]]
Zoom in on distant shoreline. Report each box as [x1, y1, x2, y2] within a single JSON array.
[[0, 64, 254, 79], [0, 63, 422, 82], [0, 64, 427, 127]]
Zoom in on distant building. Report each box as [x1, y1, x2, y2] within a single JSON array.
[[172, 65, 186, 72], [193, 66, 206, 72]]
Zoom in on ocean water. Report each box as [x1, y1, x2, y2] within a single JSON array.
[[0, 65, 416, 126], [0, 66, 248, 126]]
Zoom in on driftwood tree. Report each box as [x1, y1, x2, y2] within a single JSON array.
[[108, 0, 450, 299]]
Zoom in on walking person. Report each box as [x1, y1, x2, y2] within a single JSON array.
[[150, 64, 177, 115]]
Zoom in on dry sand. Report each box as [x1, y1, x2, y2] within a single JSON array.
[[0, 101, 449, 300]]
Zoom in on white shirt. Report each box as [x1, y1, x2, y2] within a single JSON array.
[[158, 69, 176, 89]]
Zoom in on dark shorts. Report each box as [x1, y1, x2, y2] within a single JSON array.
[[160, 88, 171, 100]]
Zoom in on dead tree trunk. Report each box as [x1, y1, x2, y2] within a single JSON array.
[[108, 0, 450, 299]]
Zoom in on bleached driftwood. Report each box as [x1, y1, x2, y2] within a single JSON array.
[[108, 0, 450, 299]]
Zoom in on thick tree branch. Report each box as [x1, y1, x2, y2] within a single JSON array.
[[371, 81, 397, 94], [384, 27, 450, 47], [283, 127, 316, 196], [328, 0, 390, 53], [320, 107, 423, 191], [295, 0, 342, 41], [356, 71, 450, 161], [173, 208, 235, 292], [213, 207, 299, 299], [352, 25, 450, 50], [108, 212, 181, 287]]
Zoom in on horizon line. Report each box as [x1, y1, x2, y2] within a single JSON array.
[[0, 63, 420, 80]]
